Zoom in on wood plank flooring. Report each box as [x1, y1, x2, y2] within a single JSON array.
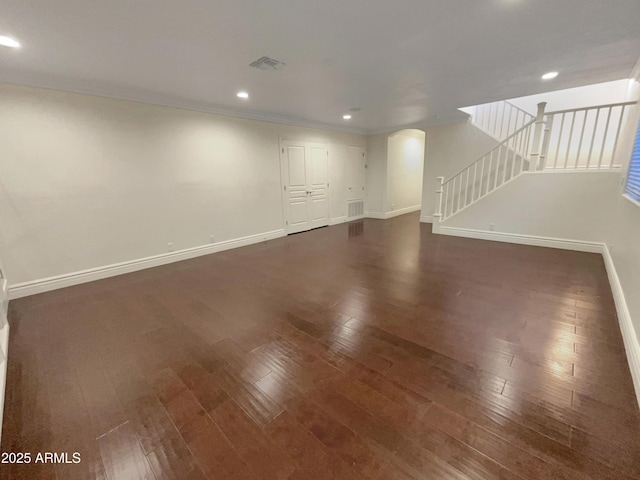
[[2, 212, 639, 479]]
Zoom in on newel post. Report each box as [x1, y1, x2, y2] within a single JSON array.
[[433, 176, 445, 233], [530, 102, 547, 171]]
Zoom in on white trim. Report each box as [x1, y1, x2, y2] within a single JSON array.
[[420, 215, 433, 224], [329, 216, 348, 225], [532, 168, 622, 174], [279, 138, 330, 235], [416, 222, 640, 407], [545, 101, 637, 117], [385, 205, 422, 219], [602, 245, 640, 410], [0, 278, 7, 318], [368, 116, 467, 136], [365, 205, 421, 220], [0, 309, 8, 444], [0, 78, 368, 136], [436, 226, 604, 253], [8, 228, 286, 299], [333, 215, 366, 224], [623, 194, 640, 209]]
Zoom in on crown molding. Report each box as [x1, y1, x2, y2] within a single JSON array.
[[0, 73, 370, 136], [367, 114, 469, 136]]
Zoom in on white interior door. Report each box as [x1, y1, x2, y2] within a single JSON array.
[[346, 145, 366, 201], [281, 140, 330, 234]]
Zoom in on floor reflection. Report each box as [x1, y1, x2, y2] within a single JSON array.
[[348, 221, 364, 237]]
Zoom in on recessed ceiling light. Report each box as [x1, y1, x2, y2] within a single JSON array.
[[343, 114, 352, 120], [0, 35, 21, 49], [236, 91, 249, 99], [541, 71, 558, 80]]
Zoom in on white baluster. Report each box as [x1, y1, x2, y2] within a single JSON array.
[[480, 155, 486, 197], [444, 181, 449, 218], [530, 102, 547, 172], [493, 147, 501, 190], [472, 162, 478, 202], [598, 107, 613, 169], [434, 176, 445, 229], [586, 108, 601, 169], [553, 113, 565, 168], [539, 115, 553, 170], [610, 104, 628, 168], [575, 110, 588, 169], [501, 142, 509, 185]]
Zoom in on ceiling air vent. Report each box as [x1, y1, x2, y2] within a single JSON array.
[[250, 56, 286, 71]]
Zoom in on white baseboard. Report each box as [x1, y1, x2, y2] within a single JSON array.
[[8, 228, 286, 299], [385, 205, 422, 219], [329, 216, 348, 225], [420, 215, 433, 224], [346, 215, 366, 222], [603, 246, 640, 410], [0, 311, 8, 445], [330, 215, 368, 224], [436, 226, 604, 253], [0, 278, 7, 317], [365, 205, 421, 220], [436, 226, 639, 408]]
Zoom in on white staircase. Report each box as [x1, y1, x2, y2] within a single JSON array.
[[461, 99, 535, 142], [434, 100, 636, 227]]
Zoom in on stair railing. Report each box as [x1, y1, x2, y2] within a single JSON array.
[[541, 101, 636, 170], [467, 100, 535, 141], [434, 99, 638, 229], [434, 116, 538, 225]]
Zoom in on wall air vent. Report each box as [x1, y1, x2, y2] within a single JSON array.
[[250, 56, 286, 71], [348, 200, 364, 218]]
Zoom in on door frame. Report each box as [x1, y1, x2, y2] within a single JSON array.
[[279, 137, 330, 234], [0, 261, 7, 317]]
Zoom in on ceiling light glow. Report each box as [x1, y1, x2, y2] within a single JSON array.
[[343, 114, 352, 120], [541, 71, 558, 80], [236, 91, 249, 99], [0, 35, 21, 48]]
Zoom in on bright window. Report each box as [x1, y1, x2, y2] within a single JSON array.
[[626, 118, 640, 203]]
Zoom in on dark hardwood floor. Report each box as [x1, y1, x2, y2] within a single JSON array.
[[2, 211, 639, 479]]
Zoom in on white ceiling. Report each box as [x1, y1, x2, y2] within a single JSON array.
[[1, 0, 640, 134]]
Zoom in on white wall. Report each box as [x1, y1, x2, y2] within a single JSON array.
[[365, 133, 388, 215], [424, 74, 640, 404], [0, 83, 365, 285], [421, 122, 498, 221], [444, 171, 619, 243], [507, 79, 630, 114], [0, 257, 7, 315], [606, 68, 640, 372], [386, 130, 425, 214], [422, 80, 633, 224]]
